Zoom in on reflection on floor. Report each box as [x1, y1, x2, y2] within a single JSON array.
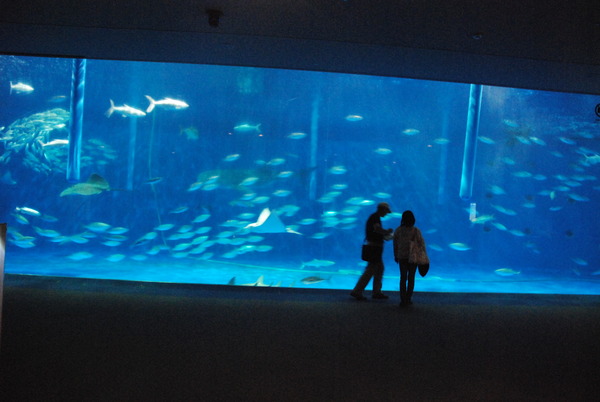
[[8, 256, 600, 295], [1, 275, 599, 401]]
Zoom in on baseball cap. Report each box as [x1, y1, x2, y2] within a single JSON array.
[[378, 202, 391, 213]]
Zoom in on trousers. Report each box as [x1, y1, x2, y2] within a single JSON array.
[[399, 258, 418, 303], [353, 246, 384, 294]]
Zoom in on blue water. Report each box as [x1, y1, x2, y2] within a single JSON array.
[[1, 56, 599, 295]]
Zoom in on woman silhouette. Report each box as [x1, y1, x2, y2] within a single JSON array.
[[393, 210, 425, 306]]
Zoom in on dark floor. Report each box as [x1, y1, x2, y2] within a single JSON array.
[[1, 275, 599, 401]]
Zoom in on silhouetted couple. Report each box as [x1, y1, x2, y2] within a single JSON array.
[[351, 206, 424, 307]]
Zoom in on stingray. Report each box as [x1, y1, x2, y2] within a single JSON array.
[[243, 208, 301, 234], [60, 173, 110, 197]]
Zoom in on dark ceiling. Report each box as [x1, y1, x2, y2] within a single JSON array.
[[1, 0, 599, 94]]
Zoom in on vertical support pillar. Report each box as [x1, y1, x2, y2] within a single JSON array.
[[67, 58, 86, 183], [459, 84, 483, 200], [0, 223, 6, 352]]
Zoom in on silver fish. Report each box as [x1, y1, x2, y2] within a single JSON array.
[[10, 81, 34, 94], [145, 95, 189, 113], [105, 100, 146, 118]]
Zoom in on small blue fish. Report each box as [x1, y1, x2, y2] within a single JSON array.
[[374, 148, 392, 155], [277, 171, 294, 178], [12, 213, 30, 225], [329, 166, 347, 175], [106, 254, 126, 262], [402, 128, 420, 136], [267, 158, 286, 166], [449, 243, 471, 251], [154, 223, 175, 231], [494, 268, 520, 276], [558, 137, 576, 145], [169, 206, 189, 214], [67, 251, 93, 261], [477, 136, 495, 144], [144, 177, 163, 184], [571, 258, 588, 266], [33, 227, 60, 238], [223, 154, 240, 162], [345, 114, 363, 122], [273, 189, 291, 197], [502, 119, 519, 128], [85, 222, 111, 233], [287, 132, 307, 139]]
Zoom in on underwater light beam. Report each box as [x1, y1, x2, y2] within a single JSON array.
[[437, 106, 450, 205], [309, 93, 321, 201], [127, 116, 138, 191], [67, 58, 86, 183], [459, 84, 483, 200]]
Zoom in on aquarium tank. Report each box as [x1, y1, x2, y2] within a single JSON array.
[[1, 55, 599, 294]]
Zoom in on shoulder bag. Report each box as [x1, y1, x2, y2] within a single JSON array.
[[408, 230, 430, 277]]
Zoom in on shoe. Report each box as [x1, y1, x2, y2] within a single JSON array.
[[372, 293, 389, 300], [350, 291, 367, 301]]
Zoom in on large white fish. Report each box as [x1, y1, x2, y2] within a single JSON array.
[[10, 81, 34, 94], [105, 100, 146, 118], [234, 123, 261, 133], [39, 139, 69, 147], [145, 95, 189, 113], [15, 206, 41, 216]]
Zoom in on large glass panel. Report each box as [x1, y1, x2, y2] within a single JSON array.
[[1, 55, 599, 294]]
